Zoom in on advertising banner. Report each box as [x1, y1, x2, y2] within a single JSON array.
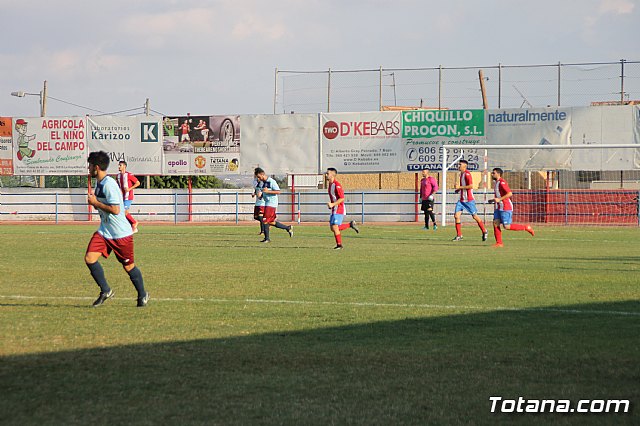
[[485, 107, 572, 170], [0, 117, 13, 175], [240, 114, 319, 175], [162, 115, 240, 175], [571, 105, 639, 171], [402, 109, 485, 171], [87, 116, 163, 174], [636, 106, 640, 144], [12, 117, 87, 175], [321, 111, 402, 173]]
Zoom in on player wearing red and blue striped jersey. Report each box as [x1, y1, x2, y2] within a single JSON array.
[[491, 168, 534, 247], [453, 160, 487, 241], [117, 161, 140, 233], [326, 168, 359, 250]]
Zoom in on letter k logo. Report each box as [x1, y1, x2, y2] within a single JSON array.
[[141, 123, 159, 142]]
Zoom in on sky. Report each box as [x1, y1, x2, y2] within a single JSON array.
[[1, 0, 638, 117]]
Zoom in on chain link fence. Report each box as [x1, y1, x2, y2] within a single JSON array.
[[275, 60, 639, 113]]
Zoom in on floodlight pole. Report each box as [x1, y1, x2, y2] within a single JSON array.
[[620, 59, 626, 104], [11, 80, 47, 116], [145, 98, 151, 189], [441, 148, 447, 227], [273, 67, 278, 114], [379, 66, 383, 111], [39, 81, 47, 187], [327, 68, 332, 113], [41, 80, 48, 117]]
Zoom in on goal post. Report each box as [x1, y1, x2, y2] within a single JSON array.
[[440, 144, 640, 227]]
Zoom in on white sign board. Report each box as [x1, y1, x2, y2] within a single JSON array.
[[486, 107, 573, 170], [87, 116, 163, 174], [321, 111, 402, 173], [571, 105, 639, 171], [240, 114, 319, 175], [12, 117, 87, 175]]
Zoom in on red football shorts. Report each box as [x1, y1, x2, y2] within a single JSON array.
[[262, 206, 277, 223], [253, 205, 265, 219], [86, 232, 135, 266]]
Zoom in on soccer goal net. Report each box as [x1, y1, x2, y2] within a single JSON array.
[[440, 144, 640, 226]]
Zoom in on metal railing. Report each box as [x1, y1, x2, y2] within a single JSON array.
[[1, 189, 639, 225], [0, 190, 420, 224]]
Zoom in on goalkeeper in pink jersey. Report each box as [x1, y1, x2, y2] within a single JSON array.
[[491, 168, 535, 247]]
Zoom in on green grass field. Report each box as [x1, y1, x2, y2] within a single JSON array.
[[1, 223, 639, 425]]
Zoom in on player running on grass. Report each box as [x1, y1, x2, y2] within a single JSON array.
[[252, 169, 266, 236], [255, 168, 293, 243], [85, 151, 149, 307], [117, 160, 140, 233], [491, 167, 534, 247], [453, 160, 488, 242], [326, 168, 359, 250]]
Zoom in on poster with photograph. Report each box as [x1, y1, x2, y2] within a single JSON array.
[[163, 115, 240, 175]]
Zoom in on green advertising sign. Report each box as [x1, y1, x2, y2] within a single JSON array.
[[402, 109, 485, 139]]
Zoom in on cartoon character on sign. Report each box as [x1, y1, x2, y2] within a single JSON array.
[[15, 119, 36, 161]]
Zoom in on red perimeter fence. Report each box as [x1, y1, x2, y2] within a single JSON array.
[[513, 190, 639, 225]]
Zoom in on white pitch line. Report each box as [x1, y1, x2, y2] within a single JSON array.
[[1, 294, 639, 317]]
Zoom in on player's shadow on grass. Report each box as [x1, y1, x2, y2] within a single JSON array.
[[0, 302, 95, 310], [1, 301, 638, 426], [165, 241, 321, 249], [546, 256, 639, 272], [550, 256, 639, 263], [0, 303, 53, 308]]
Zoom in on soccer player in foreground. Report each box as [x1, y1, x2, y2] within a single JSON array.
[[116, 160, 140, 233], [85, 151, 149, 307], [252, 168, 266, 235], [419, 169, 438, 230], [491, 167, 535, 247], [326, 168, 359, 250], [255, 168, 293, 243], [453, 160, 488, 241]]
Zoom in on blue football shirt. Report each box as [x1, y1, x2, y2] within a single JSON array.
[[254, 179, 266, 207], [94, 176, 133, 239], [262, 177, 280, 208]]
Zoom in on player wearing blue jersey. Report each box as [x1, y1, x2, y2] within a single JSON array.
[[252, 169, 266, 235], [255, 168, 293, 243], [85, 151, 149, 307]]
